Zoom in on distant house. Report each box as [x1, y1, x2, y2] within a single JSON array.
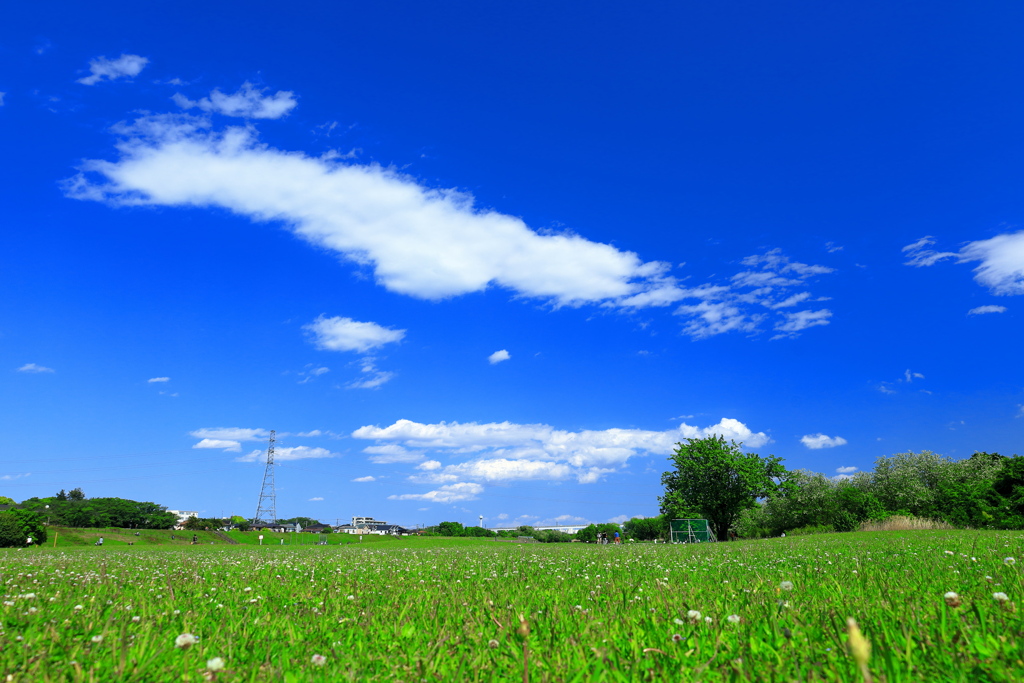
[[252, 522, 301, 533], [301, 523, 332, 533], [352, 516, 387, 526]]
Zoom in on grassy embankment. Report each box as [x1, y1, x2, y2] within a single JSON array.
[[3, 529, 1022, 681]]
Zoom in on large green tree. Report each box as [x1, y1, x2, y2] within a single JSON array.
[[660, 436, 789, 541]]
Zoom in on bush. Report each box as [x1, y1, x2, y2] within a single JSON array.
[[0, 510, 46, 547]]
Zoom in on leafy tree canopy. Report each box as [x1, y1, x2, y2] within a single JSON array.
[[660, 435, 789, 541]]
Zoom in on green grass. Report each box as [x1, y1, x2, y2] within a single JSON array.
[[2, 530, 1022, 681]]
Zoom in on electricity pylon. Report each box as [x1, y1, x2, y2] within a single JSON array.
[[252, 430, 277, 525]]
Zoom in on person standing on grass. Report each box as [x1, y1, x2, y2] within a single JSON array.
[[614, 531, 620, 544]]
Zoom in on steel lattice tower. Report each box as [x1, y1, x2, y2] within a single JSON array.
[[252, 430, 277, 525]]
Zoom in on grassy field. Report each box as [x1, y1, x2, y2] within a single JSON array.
[[1, 530, 1022, 681]]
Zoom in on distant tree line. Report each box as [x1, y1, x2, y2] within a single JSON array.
[[13, 490, 178, 531], [658, 435, 1024, 539], [738, 450, 1023, 537]]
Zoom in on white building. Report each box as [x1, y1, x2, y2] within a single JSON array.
[[352, 516, 386, 526], [167, 510, 199, 527]]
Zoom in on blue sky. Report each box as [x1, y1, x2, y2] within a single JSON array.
[[2, 1, 1022, 529]]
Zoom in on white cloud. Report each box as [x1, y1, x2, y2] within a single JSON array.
[[388, 482, 484, 503], [354, 417, 769, 487], [416, 460, 442, 471], [352, 476, 376, 483], [496, 513, 509, 520], [608, 515, 629, 524], [0, 92, 5, 106], [0, 473, 30, 481], [835, 466, 858, 474], [904, 232, 1024, 295], [297, 430, 323, 437], [363, 444, 424, 464], [347, 358, 395, 390], [147, 376, 170, 383], [77, 54, 148, 85], [904, 369, 924, 382], [488, 349, 511, 364], [800, 433, 848, 449], [236, 445, 336, 462], [192, 438, 242, 452], [190, 427, 269, 442], [305, 315, 405, 353], [64, 113, 688, 308], [16, 363, 54, 373], [772, 309, 832, 338], [308, 497, 324, 501], [670, 250, 834, 339], [173, 82, 297, 119], [968, 305, 1007, 315]]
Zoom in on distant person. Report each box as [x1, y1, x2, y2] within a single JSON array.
[[192, 534, 198, 545], [614, 531, 620, 544], [96, 537, 104, 546]]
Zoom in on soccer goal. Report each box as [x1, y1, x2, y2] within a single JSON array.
[[669, 519, 717, 543]]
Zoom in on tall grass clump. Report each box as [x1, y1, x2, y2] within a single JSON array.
[[859, 515, 955, 531]]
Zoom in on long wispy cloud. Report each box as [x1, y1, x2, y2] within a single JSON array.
[[172, 82, 297, 119], [77, 54, 148, 85], [904, 232, 1024, 296], [16, 363, 55, 373]]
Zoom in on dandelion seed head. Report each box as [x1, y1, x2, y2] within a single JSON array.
[[175, 633, 199, 649]]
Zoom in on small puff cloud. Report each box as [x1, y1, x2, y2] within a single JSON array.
[[16, 363, 55, 373], [147, 376, 170, 383], [305, 316, 405, 354], [835, 466, 858, 474], [968, 305, 1007, 315], [172, 82, 297, 119], [351, 476, 376, 483], [308, 497, 324, 501], [488, 349, 511, 364], [78, 54, 148, 85], [800, 433, 848, 449]]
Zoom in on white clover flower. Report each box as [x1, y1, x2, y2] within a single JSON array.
[[686, 610, 701, 622], [944, 591, 961, 607], [671, 633, 683, 642], [780, 581, 794, 591], [488, 639, 499, 648], [704, 616, 713, 624], [1005, 557, 1016, 566], [90, 635, 103, 644], [311, 654, 327, 666], [73, 604, 83, 611], [131, 616, 140, 623], [944, 550, 954, 555], [243, 587, 252, 592], [175, 633, 199, 649], [726, 614, 741, 624], [993, 592, 1010, 603], [207, 657, 226, 671], [673, 617, 685, 626]]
